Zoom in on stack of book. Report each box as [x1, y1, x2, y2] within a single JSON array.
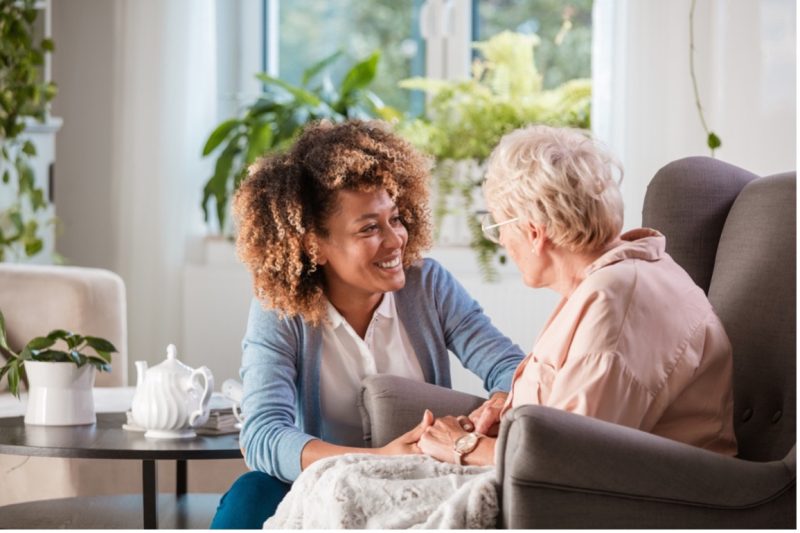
[[123, 392, 241, 435], [195, 393, 241, 435]]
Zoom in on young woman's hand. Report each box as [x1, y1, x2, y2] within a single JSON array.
[[379, 409, 434, 456], [465, 391, 508, 436]]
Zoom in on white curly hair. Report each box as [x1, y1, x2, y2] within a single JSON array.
[[483, 125, 624, 252]]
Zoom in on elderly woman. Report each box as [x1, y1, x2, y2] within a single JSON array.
[[209, 120, 525, 528], [418, 125, 738, 466]]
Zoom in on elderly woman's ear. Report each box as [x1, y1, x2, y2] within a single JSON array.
[[523, 221, 548, 256]]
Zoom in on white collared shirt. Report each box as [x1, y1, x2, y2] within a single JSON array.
[[319, 292, 424, 444]]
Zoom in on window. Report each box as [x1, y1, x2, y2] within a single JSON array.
[[477, 0, 593, 89], [266, 0, 424, 114], [259, 1, 592, 116]]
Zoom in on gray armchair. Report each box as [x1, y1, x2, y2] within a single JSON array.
[[359, 157, 795, 528]]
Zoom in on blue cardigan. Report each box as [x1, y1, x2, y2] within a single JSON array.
[[239, 258, 525, 483]]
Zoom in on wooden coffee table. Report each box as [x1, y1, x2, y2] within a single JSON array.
[[0, 412, 242, 529]]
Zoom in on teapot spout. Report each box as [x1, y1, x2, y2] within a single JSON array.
[[134, 360, 148, 390]]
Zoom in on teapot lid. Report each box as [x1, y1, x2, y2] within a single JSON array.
[[149, 344, 192, 375]]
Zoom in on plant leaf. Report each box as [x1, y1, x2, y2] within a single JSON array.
[[0, 363, 11, 390], [34, 349, 71, 363], [46, 329, 71, 341], [65, 334, 84, 350], [0, 310, 11, 353], [22, 140, 36, 156], [202, 118, 241, 156], [84, 336, 118, 354], [254, 73, 321, 106], [245, 121, 274, 164], [26, 336, 55, 350], [707, 132, 721, 150], [339, 51, 380, 102], [301, 50, 344, 86], [87, 356, 112, 373], [8, 361, 20, 398]]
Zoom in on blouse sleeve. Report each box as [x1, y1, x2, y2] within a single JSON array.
[[238, 298, 316, 483]]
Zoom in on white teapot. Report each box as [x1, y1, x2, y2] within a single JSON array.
[[131, 344, 214, 439]]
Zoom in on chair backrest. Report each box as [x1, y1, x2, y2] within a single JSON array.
[[643, 157, 796, 462], [0, 264, 128, 388], [643, 156, 758, 292]]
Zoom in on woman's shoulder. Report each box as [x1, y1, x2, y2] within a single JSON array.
[[246, 297, 309, 337], [401, 257, 454, 294]]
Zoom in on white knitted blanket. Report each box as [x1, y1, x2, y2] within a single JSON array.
[[264, 454, 498, 529]]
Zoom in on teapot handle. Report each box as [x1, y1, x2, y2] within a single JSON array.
[[188, 366, 214, 427]]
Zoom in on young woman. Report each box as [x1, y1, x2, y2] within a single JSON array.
[[209, 120, 525, 528]]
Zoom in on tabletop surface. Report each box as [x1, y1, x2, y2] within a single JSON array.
[[0, 412, 243, 460]]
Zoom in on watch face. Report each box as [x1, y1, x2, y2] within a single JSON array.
[[455, 432, 479, 454]]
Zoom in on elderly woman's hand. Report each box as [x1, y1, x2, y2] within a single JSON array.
[[463, 391, 507, 436], [418, 415, 470, 464]]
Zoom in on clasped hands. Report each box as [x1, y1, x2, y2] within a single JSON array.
[[380, 391, 507, 465]]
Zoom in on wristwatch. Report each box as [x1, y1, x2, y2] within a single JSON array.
[[453, 432, 482, 465]]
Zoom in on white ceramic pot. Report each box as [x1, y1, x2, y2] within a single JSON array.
[[24, 361, 96, 426]]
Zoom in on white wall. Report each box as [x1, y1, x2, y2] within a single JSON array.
[[52, 0, 118, 270], [50, 1, 796, 392], [594, 0, 796, 231]]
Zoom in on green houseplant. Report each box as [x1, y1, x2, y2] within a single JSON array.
[[398, 31, 591, 279], [0, 0, 58, 261], [0, 309, 117, 399], [201, 50, 399, 235]]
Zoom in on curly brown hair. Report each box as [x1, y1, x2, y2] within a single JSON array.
[[233, 120, 433, 325]]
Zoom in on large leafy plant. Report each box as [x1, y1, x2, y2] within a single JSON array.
[[0, 310, 117, 398], [397, 31, 591, 279], [201, 50, 399, 235], [0, 0, 58, 261]]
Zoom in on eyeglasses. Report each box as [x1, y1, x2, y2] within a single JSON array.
[[480, 213, 520, 244]]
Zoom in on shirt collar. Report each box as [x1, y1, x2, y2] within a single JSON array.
[[584, 228, 666, 276], [325, 292, 395, 329]]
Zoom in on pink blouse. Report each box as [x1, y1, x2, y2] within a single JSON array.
[[504, 228, 737, 455]]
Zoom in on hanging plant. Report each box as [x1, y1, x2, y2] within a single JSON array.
[[689, 0, 722, 156], [0, 0, 58, 261]]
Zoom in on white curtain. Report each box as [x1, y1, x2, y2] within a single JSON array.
[[111, 0, 217, 374], [591, 0, 796, 230]]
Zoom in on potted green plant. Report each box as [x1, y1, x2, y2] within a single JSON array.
[[0, 310, 117, 425], [201, 50, 400, 236], [397, 31, 591, 279], [0, 0, 58, 261]]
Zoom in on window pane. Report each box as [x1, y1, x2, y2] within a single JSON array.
[[276, 0, 421, 113], [477, 0, 593, 89]]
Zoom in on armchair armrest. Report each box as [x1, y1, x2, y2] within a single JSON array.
[[359, 375, 485, 448], [496, 405, 796, 529]]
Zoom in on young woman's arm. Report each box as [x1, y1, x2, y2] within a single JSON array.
[[300, 411, 433, 469]]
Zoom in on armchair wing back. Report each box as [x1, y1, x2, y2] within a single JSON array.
[[707, 172, 796, 461], [646, 159, 796, 462]]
